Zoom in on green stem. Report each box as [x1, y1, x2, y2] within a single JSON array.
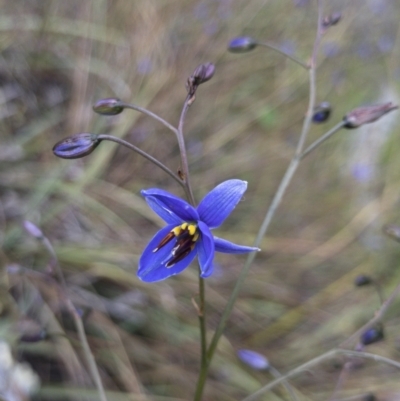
[[97, 134, 184, 188], [193, 277, 208, 401], [203, 0, 324, 391], [242, 349, 400, 401]]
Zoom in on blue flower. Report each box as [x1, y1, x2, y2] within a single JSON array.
[[138, 179, 259, 282]]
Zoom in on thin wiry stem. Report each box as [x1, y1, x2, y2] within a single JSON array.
[[177, 95, 196, 205], [38, 233, 108, 401], [300, 121, 346, 160], [257, 41, 309, 70], [268, 366, 299, 401], [118, 102, 178, 137], [97, 134, 184, 188], [242, 349, 400, 401], [206, 0, 324, 370]]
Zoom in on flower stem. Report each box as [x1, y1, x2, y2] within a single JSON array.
[[177, 95, 196, 205], [193, 276, 208, 401], [299, 121, 346, 159], [257, 42, 309, 70], [203, 0, 324, 393], [118, 101, 178, 136], [97, 134, 184, 188]]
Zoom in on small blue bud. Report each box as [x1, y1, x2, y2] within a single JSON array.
[[237, 349, 269, 370], [360, 325, 384, 346], [53, 133, 100, 159], [354, 275, 372, 287], [228, 37, 257, 53], [312, 102, 331, 123]]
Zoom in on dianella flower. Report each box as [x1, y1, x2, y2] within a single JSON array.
[[138, 179, 259, 282]]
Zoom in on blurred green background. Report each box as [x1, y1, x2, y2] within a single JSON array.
[[1, 0, 400, 400]]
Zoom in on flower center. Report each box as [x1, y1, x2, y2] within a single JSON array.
[[153, 223, 199, 267]]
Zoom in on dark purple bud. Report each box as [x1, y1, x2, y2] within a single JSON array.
[[92, 97, 124, 115], [312, 101, 331, 123], [360, 325, 384, 346], [343, 102, 398, 129], [237, 349, 269, 370], [228, 37, 258, 53], [363, 394, 376, 401], [322, 12, 342, 29], [186, 63, 215, 100], [354, 275, 372, 287], [53, 133, 101, 159], [191, 62, 215, 85], [382, 224, 400, 243]]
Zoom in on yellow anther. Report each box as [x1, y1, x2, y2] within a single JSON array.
[[193, 232, 199, 242], [181, 222, 188, 230], [172, 226, 181, 236], [188, 224, 197, 236]]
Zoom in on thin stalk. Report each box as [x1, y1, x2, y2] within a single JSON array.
[[300, 121, 346, 160], [193, 276, 208, 401], [97, 134, 184, 189], [39, 234, 108, 401], [200, 2, 325, 394], [257, 42, 309, 70], [268, 366, 299, 401], [177, 95, 196, 205], [118, 102, 178, 137], [242, 349, 400, 401]]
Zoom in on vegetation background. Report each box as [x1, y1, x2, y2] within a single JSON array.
[[1, 0, 400, 399]]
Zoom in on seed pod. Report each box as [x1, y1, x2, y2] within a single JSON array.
[[312, 101, 331, 123], [360, 325, 384, 346], [343, 102, 398, 129], [228, 37, 258, 53], [92, 98, 124, 115], [53, 133, 101, 159], [354, 274, 372, 287]]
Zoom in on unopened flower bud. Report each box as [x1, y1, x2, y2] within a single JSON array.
[[312, 101, 331, 123], [23, 221, 43, 239], [360, 325, 384, 346], [382, 224, 400, 243], [92, 97, 124, 115], [343, 102, 398, 129], [354, 274, 372, 287], [228, 37, 258, 53], [322, 12, 342, 29], [186, 62, 215, 101], [53, 133, 100, 159], [237, 349, 269, 370]]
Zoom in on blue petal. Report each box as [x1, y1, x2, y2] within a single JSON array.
[[197, 221, 215, 278], [141, 188, 199, 224], [197, 180, 247, 228], [138, 225, 197, 282], [214, 237, 259, 254]]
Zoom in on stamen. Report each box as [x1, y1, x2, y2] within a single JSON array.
[[166, 246, 194, 267], [153, 231, 175, 252], [153, 222, 200, 265]]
